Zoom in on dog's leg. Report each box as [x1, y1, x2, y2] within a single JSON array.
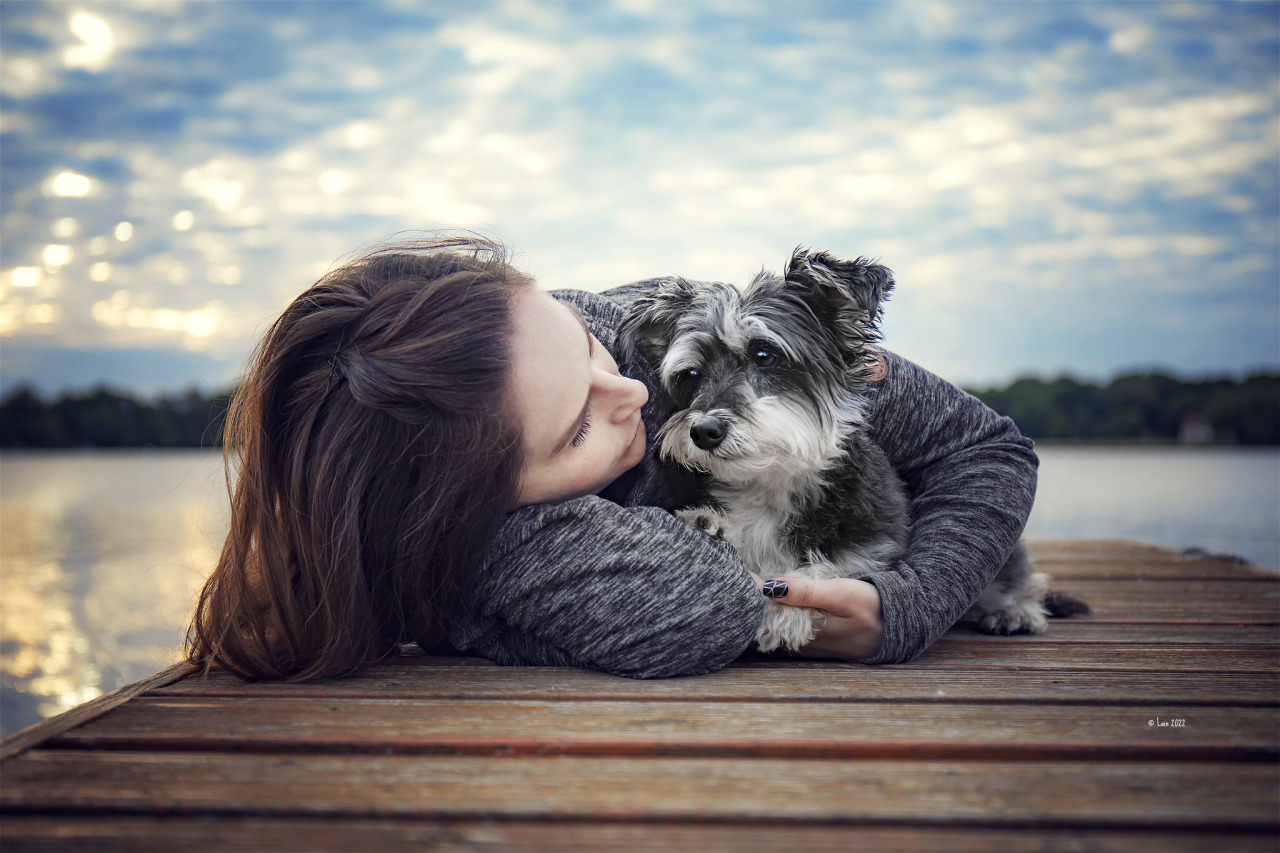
[[676, 506, 824, 651], [754, 556, 852, 653], [756, 599, 824, 652], [675, 505, 729, 541], [963, 543, 1051, 635]]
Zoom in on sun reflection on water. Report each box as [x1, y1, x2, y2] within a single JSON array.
[[0, 450, 227, 736]]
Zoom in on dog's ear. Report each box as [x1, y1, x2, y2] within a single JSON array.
[[616, 277, 699, 365], [784, 248, 894, 335]]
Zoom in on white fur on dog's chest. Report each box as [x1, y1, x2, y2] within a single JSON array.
[[718, 489, 802, 579], [718, 489, 900, 582]]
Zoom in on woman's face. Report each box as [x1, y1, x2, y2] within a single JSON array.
[[508, 289, 649, 508]]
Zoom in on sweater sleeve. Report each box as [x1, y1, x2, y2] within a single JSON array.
[[858, 352, 1039, 664], [594, 278, 670, 313], [453, 497, 763, 678]]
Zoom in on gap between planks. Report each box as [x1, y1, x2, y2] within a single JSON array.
[[3, 817, 1278, 853]]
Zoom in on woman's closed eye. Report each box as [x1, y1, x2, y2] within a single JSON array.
[[571, 411, 592, 448]]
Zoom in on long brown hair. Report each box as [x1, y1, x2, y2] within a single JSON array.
[[187, 235, 531, 680]]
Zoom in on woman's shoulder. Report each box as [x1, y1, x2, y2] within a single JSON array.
[[868, 348, 985, 416], [549, 280, 671, 350], [868, 348, 1036, 472]]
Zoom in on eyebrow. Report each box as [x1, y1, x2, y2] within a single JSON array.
[[553, 305, 595, 454]]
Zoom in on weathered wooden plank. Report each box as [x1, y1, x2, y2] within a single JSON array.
[[1028, 539, 1239, 557], [1027, 541, 1274, 579], [387, 652, 499, 667], [1027, 541, 1186, 561], [153, 662, 1280, 707], [909, 643, 1278, 672], [50, 697, 1278, 762], [3, 817, 1276, 853], [1025, 540, 1272, 567], [0, 662, 198, 761], [1044, 579, 1279, 622], [939, 622, 1279, 645], [396, 642, 1280, 674], [4, 753, 1275, 828], [1035, 558, 1276, 581]]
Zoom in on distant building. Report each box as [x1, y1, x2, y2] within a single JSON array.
[[1178, 413, 1215, 445]]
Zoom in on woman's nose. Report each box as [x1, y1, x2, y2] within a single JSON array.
[[602, 372, 648, 422]]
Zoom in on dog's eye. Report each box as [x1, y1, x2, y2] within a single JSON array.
[[752, 347, 778, 368], [677, 367, 701, 384]]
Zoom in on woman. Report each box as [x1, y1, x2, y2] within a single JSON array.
[[187, 234, 1036, 680]]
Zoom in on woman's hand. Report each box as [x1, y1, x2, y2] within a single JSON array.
[[750, 573, 885, 660]]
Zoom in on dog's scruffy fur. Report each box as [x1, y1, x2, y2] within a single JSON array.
[[618, 248, 1087, 653]]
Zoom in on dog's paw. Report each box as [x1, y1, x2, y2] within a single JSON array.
[[965, 569, 1052, 635], [755, 601, 823, 652], [676, 506, 727, 541], [968, 602, 1049, 635]]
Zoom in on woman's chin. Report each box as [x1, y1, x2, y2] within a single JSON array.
[[626, 418, 646, 465]]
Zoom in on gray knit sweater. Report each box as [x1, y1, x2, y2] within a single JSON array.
[[447, 282, 1038, 677]]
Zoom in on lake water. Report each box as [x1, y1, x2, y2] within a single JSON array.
[[2, 445, 1278, 738]]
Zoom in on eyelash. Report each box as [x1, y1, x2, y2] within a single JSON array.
[[571, 412, 592, 448], [570, 319, 597, 448]]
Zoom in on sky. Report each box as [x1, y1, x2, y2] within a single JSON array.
[[1, 0, 1277, 397]]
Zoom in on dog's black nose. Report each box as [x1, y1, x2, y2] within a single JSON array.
[[690, 416, 727, 451]]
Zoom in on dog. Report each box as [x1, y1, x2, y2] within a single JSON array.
[[617, 248, 1088, 653]]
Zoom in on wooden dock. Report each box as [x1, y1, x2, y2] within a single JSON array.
[[2, 540, 1277, 851]]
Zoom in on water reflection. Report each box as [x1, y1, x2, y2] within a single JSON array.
[[1, 450, 227, 736]]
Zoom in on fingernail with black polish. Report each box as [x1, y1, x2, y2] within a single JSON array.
[[762, 580, 789, 599]]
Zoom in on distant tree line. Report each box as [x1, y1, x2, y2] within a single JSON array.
[[0, 385, 233, 448], [1, 371, 1277, 448], [967, 371, 1279, 445]]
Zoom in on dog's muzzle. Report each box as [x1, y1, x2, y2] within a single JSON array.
[[689, 415, 728, 451]]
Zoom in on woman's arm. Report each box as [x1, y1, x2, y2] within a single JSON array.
[[454, 497, 764, 678], [855, 352, 1038, 663]]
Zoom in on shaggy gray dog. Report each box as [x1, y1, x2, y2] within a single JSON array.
[[618, 248, 1086, 652]]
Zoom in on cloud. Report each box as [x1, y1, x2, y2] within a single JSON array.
[[0, 0, 1276, 392]]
